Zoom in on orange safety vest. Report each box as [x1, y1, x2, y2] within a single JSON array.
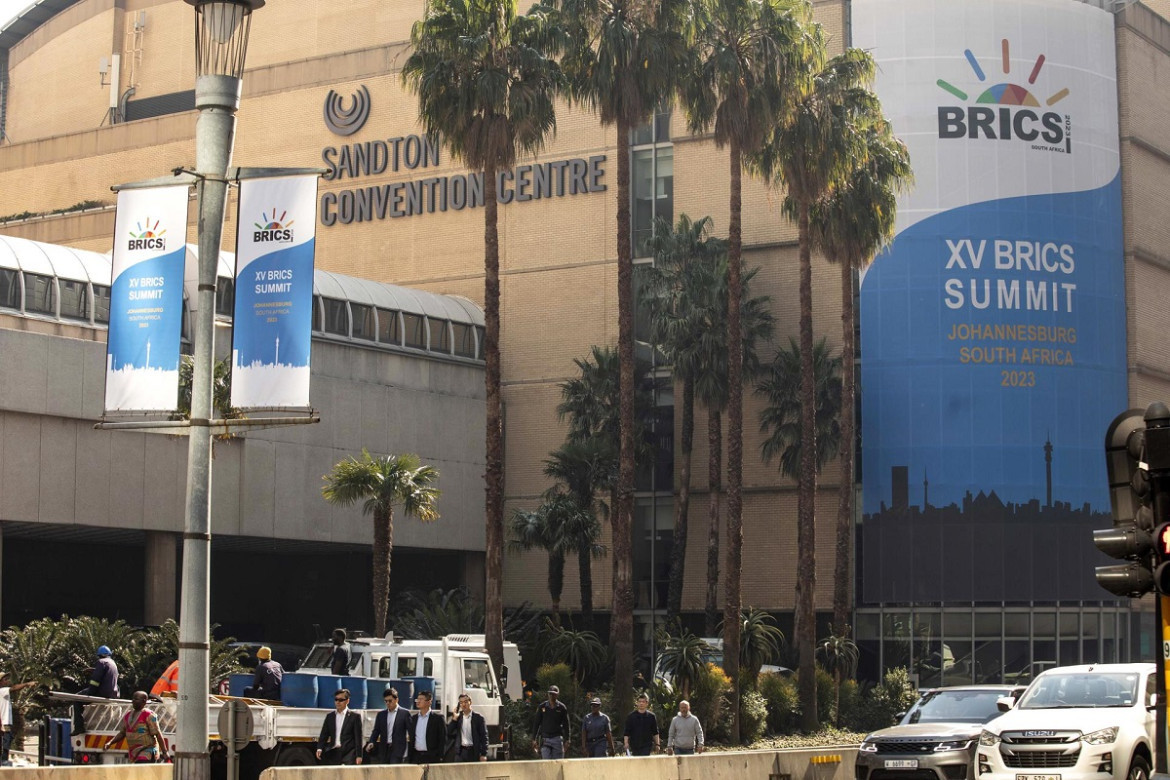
[[149, 661, 179, 696]]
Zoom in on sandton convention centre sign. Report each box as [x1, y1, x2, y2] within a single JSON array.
[[319, 85, 607, 226]]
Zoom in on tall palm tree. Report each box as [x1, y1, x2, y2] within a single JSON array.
[[321, 450, 441, 637], [557, 0, 688, 709], [638, 214, 726, 622], [543, 438, 615, 628], [510, 491, 603, 621], [403, 0, 563, 675], [812, 118, 911, 634], [756, 336, 842, 480], [750, 41, 875, 732], [680, 0, 813, 742]]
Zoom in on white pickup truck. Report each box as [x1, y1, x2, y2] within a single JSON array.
[[975, 663, 1157, 780]]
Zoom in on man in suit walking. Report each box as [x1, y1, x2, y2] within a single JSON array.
[[365, 686, 411, 764], [410, 690, 446, 763], [316, 688, 363, 765], [447, 693, 488, 762]]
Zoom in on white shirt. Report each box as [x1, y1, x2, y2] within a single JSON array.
[[334, 707, 350, 748], [460, 713, 473, 746], [414, 710, 432, 751], [0, 687, 10, 731], [385, 706, 400, 746]]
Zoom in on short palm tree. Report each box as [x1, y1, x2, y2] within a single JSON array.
[[736, 608, 785, 689], [403, 0, 563, 675], [756, 336, 842, 479], [750, 40, 876, 733], [655, 626, 710, 699], [556, 0, 689, 708], [542, 620, 608, 684], [321, 450, 441, 637], [813, 117, 911, 633], [679, 0, 814, 742], [816, 625, 859, 726]]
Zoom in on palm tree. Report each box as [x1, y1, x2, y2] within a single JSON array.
[[508, 496, 576, 618], [542, 620, 608, 684], [403, 0, 563, 675], [736, 608, 785, 688], [812, 118, 911, 634], [543, 438, 614, 627], [680, 0, 813, 742], [321, 450, 441, 636], [750, 41, 876, 733], [815, 625, 858, 727], [655, 627, 710, 699], [638, 214, 726, 622], [556, 0, 688, 709], [756, 336, 842, 479]]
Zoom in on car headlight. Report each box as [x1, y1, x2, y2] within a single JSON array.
[[859, 740, 879, 753], [979, 730, 1001, 747], [1081, 727, 1118, 745], [934, 740, 974, 752]]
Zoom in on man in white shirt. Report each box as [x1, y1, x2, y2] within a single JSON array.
[[315, 688, 363, 765], [0, 673, 36, 766], [365, 687, 410, 764], [447, 693, 488, 762], [410, 690, 445, 763]]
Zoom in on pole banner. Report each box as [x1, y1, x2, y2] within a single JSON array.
[[104, 185, 189, 412], [230, 174, 317, 408]]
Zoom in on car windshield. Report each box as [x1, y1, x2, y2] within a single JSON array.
[[1017, 673, 1139, 709], [904, 690, 1010, 724]]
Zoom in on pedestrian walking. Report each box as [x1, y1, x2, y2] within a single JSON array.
[[623, 693, 659, 756], [104, 691, 167, 763], [0, 673, 36, 766], [365, 686, 411, 764], [666, 700, 704, 755], [315, 688, 363, 765], [531, 685, 571, 759], [410, 691, 446, 763], [447, 693, 488, 762], [580, 696, 615, 758]]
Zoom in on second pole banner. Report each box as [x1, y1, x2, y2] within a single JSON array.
[[231, 175, 318, 409]]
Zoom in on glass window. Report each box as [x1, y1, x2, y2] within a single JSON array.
[[463, 659, 496, 697], [397, 656, 418, 678], [23, 272, 54, 315], [351, 303, 375, 340], [453, 323, 475, 358], [1004, 612, 1030, 637], [322, 297, 348, 336], [475, 326, 485, 359], [215, 277, 234, 316], [423, 657, 434, 676], [632, 149, 655, 255], [378, 658, 393, 679], [974, 612, 1002, 636], [59, 280, 88, 321], [429, 318, 450, 354], [943, 610, 971, 638], [0, 268, 17, 309], [92, 284, 111, 323], [312, 296, 322, 331], [377, 308, 400, 345], [1033, 612, 1056, 636], [403, 313, 426, 349]]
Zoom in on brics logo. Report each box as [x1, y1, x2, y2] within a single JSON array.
[[253, 209, 295, 243], [128, 219, 167, 251], [936, 40, 1071, 154]]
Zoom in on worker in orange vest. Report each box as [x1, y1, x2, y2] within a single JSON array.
[[149, 661, 178, 697]]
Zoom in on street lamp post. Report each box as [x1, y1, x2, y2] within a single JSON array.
[[176, 3, 262, 780]]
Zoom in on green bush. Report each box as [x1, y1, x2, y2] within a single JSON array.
[[836, 678, 861, 727], [758, 671, 799, 735], [816, 665, 837, 728], [503, 696, 537, 759], [739, 689, 768, 743], [844, 667, 918, 732], [692, 663, 732, 743]]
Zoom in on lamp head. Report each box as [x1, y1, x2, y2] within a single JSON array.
[[185, 0, 264, 78]]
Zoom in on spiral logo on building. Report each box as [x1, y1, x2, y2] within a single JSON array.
[[127, 218, 167, 251], [936, 39, 1071, 153], [253, 208, 295, 243], [324, 85, 371, 136]]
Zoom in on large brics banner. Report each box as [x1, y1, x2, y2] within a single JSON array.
[[854, 0, 1127, 602]]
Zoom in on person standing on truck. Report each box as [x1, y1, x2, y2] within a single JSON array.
[[447, 693, 488, 762], [0, 673, 37, 766], [315, 688, 363, 765], [329, 629, 351, 675], [623, 693, 660, 756], [666, 700, 704, 756], [580, 696, 615, 758], [531, 685, 571, 759], [88, 646, 119, 698], [243, 646, 283, 700], [104, 691, 167, 763], [410, 690, 446, 763], [365, 686, 411, 764]]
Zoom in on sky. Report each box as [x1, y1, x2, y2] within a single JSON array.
[[0, 1, 27, 31]]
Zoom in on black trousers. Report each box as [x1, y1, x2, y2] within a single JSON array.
[[412, 748, 442, 764], [455, 745, 480, 762]]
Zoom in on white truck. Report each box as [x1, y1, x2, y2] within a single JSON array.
[[52, 635, 518, 771], [975, 663, 1157, 780]]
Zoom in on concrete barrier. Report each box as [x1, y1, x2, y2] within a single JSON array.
[[563, 754, 679, 780], [677, 749, 778, 780], [3, 765, 172, 780]]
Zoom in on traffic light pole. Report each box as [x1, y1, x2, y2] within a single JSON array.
[[1159, 594, 1170, 774], [1145, 403, 1170, 775]]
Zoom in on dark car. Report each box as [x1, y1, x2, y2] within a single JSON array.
[[856, 685, 1026, 780]]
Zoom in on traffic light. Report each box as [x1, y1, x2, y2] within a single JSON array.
[[1096, 409, 1156, 598], [1153, 523, 1170, 594]]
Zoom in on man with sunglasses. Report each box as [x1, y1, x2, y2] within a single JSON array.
[[365, 687, 411, 764], [316, 688, 363, 765]]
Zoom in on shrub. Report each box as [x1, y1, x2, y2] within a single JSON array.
[[503, 696, 537, 759], [692, 662, 732, 743], [758, 671, 799, 735], [739, 689, 768, 743], [845, 667, 918, 732], [816, 665, 837, 728]]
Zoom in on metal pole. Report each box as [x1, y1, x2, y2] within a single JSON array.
[[175, 72, 240, 780]]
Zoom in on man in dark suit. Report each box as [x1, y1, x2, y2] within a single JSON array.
[[447, 693, 489, 762], [409, 690, 446, 763], [316, 688, 363, 765], [364, 686, 411, 764]]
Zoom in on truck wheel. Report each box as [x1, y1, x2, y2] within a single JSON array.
[[1128, 755, 1151, 780], [274, 746, 316, 767]]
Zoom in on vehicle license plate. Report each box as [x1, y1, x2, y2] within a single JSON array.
[[885, 760, 919, 769], [1016, 775, 1060, 780]]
